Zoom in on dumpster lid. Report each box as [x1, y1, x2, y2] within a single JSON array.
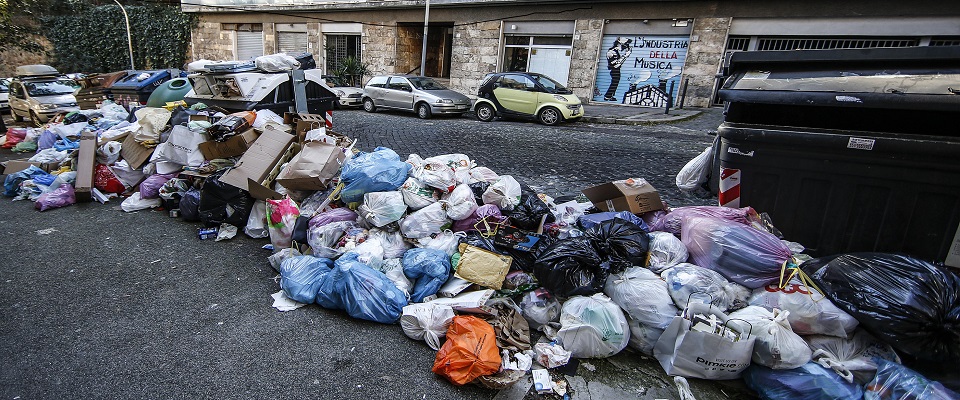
[[720, 46, 960, 111]]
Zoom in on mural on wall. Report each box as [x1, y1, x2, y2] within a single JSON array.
[[594, 35, 689, 107]]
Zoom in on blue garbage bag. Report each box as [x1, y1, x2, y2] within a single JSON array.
[[339, 147, 411, 204], [38, 129, 57, 150], [864, 358, 960, 400], [4, 166, 52, 197], [743, 362, 863, 400], [53, 137, 79, 151], [579, 211, 649, 232], [179, 187, 202, 222], [33, 173, 57, 187], [315, 252, 407, 324], [280, 255, 334, 304], [402, 248, 451, 303]]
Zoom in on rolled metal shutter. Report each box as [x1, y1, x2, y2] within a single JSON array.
[[237, 31, 264, 61], [277, 32, 308, 54]]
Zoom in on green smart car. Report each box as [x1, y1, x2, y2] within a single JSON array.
[[473, 72, 582, 125]]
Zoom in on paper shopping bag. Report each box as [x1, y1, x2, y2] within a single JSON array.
[[275, 141, 345, 191], [653, 303, 755, 380]]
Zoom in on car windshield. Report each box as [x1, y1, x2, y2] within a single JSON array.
[[0, 79, 8, 93], [531, 74, 571, 94], [408, 77, 447, 90], [25, 80, 77, 96]]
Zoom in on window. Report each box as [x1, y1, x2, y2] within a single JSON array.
[[501, 34, 572, 73], [325, 34, 362, 75], [366, 76, 388, 88], [237, 31, 264, 60], [387, 78, 411, 91], [500, 74, 536, 90]]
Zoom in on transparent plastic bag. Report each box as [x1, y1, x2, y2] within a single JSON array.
[[647, 231, 689, 273], [661, 263, 748, 311], [806, 330, 901, 384], [399, 177, 439, 210], [244, 200, 269, 239], [400, 202, 450, 239], [357, 191, 407, 227], [520, 290, 561, 329], [604, 267, 678, 329], [730, 306, 812, 369], [748, 279, 858, 337], [864, 359, 959, 400], [440, 184, 477, 220], [307, 220, 356, 259], [482, 175, 522, 210], [280, 255, 334, 304], [682, 216, 792, 289], [556, 293, 630, 359], [676, 146, 713, 192], [400, 302, 456, 350]]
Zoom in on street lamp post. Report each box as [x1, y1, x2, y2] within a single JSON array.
[[419, 0, 430, 76], [113, 0, 136, 70]]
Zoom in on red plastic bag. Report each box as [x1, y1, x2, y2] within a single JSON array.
[[2, 127, 27, 149], [432, 315, 502, 385], [95, 164, 126, 194]]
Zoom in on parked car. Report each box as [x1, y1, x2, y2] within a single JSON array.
[[322, 75, 364, 108], [0, 78, 10, 112], [362, 75, 471, 119], [8, 65, 80, 127], [474, 72, 582, 125]]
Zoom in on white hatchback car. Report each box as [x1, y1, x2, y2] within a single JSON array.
[[0, 78, 10, 112], [8, 65, 79, 126], [361, 75, 471, 119]]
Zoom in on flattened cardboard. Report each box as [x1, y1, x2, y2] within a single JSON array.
[[0, 159, 58, 175], [581, 178, 664, 215], [274, 141, 344, 191], [198, 129, 260, 160], [218, 126, 295, 195], [119, 133, 155, 169], [74, 131, 98, 202]]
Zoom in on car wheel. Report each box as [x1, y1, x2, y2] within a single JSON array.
[[30, 111, 43, 127], [12, 109, 23, 122], [537, 107, 561, 126], [363, 98, 377, 112], [416, 103, 432, 119], [475, 103, 495, 122]]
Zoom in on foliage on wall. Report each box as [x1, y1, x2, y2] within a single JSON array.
[[44, 4, 197, 73]]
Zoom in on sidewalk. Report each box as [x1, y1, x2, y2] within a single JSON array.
[[581, 102, 709, 125]]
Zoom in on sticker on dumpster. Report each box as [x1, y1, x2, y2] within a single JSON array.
[[835, 95, 863, 103], [727, 147, 754, 157], [847, 137, 875, 151]]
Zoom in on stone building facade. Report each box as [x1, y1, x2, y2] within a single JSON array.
[[182, 0, 960, 108]]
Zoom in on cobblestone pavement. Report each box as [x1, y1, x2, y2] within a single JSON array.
[[333, 108, 722, 208]]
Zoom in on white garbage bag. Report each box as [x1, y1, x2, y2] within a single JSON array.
[[806, 330, 901, 384], [748, 279, 858, 337], [400, 302, 456, 350], [604, 267, 678, 329], [414, 159, 458, 193], [627, 316, 665, 356], [661, 263, 748, 311], [399, 201, 450, 239], [419, 230, 463, 256], [468, 166, 499, 183], [399, 177, 439, 210], [255, 53, 300, 72], [482, 175, 522, 210], [357, 191, 407, 227], [534, 341, 572, 368], [120, 192, 161, 212], [676, 145, 713, 192], [96, 141, 123, 165], [556, 293, 630, 359], [244, 199, 269, 238], [368, 229, 411, 259], [440, 184, 478, 220], [520, 290, 561, 329], [647, 231, 689, 273], [377, 258, 413, 300], [350, 238, 385, 269], [729, 306, 812, 369]]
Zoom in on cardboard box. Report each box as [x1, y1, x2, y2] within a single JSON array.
[[74, 131, 98, 202], [0, 159, 58, 175], [119, 133, 155, 169], [284, 112, 351, 146], [218, 126, 296, 198], [581, 178, 664, 215], [274, 141, 345, 191], [198, 129, 260, 160]]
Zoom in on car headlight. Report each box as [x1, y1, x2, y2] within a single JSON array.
[[335, 90, 345, 97], [39, 103, 57, 110], [436, 99, 453, 104], [553, 95, 568, 102]]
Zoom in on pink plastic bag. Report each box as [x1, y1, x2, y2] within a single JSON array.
[[139, 173, 178, 199], [309, 207, 358, 230], [451, 204, 505, 234], [35, 184, 76, 211], [681, 216, 792, 289], [650, 206, 758, 236], [267, 197, 301, 250]]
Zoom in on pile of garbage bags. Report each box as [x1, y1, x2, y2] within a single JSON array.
[[4, 102, 959, 399]]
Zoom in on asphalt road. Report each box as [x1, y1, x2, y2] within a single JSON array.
[[0, 109, 742, 400]]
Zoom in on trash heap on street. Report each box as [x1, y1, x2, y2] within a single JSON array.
[[2, 101, 959, 400]]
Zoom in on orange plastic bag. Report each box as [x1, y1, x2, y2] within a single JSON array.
[[432, 315, 502, 385]]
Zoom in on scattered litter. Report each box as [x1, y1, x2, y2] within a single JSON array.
[[582, 362, 596, 372], [35, 228, 58, 235]]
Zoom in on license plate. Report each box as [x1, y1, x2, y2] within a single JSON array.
[[456, 105, 467, 110]]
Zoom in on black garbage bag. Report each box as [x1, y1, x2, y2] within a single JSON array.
[[198, 169, 254, 228], [460, 232, 555, 273], [180, 187, 202, 222], [802, 253, 960, 362], [63, 112, 88, 125], [508, 192, 556, 231], [584, 218, 650, 274], [469, 181, 489, 206], [533, 236, 606, 298]]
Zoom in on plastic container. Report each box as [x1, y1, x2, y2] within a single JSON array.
[[107, 69, 184, 109], [717, 46, 960, 266], [146, 78, 193, 107]]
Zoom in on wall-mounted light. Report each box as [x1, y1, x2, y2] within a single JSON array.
[[642, 19, 649, 24]]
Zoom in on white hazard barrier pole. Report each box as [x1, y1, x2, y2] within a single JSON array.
[[326, 110, 333, 129], [718, 167, 741, 208]]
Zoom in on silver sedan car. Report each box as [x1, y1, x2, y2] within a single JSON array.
[[361, 75, 471, 119]]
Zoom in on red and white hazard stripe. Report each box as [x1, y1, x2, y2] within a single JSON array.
[[326, 110, 333, 129], [718, 167, 741, 208]]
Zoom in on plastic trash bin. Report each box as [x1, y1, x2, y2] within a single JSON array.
[[716, 46, 960, 266], [75, 70, 127, 110], [107, 69, 184, 109]]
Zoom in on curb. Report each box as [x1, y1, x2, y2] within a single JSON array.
[[581, 111, 702, 126]]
